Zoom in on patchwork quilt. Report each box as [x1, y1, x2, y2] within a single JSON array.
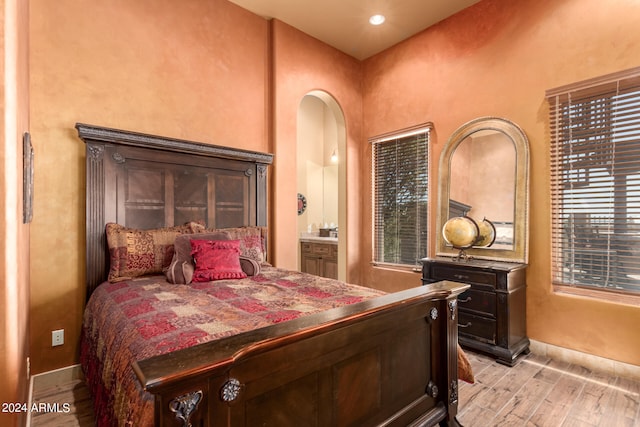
[[80, 266, 385, 426]]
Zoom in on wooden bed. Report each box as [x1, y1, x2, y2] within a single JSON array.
[[77, 123, 468, 427]]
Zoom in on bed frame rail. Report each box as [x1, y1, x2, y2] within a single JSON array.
[[133, 281, 467, 427]]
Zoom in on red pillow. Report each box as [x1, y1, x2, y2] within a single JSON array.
[[190, 239, 247, 282], [165, 232, 230, 284]]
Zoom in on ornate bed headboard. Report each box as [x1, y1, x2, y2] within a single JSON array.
[[76, 123, 273, 298]]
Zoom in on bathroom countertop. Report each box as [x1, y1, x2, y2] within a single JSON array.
[[299, 236, 338, 244]]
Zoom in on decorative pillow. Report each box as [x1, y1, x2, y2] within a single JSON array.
[[239, 256, 261, 276], [164, 260, 194, 285], [190, 239, 247, 282], [164, 232, 230, 284], [105, 223, 192, 283], [191, 224, 267, 263], [167, 255, 261, 285]]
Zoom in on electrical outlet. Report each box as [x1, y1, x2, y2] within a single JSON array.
[[52, 329, 64, 347]]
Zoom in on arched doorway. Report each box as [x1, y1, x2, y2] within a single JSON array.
[[296, 91, 347, 280]]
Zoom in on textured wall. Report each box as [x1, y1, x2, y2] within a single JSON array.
[[28, 0, 363, 375], [28, 0, 269, 373], [270, 20, 362, 280], [361, 0, 640, 365], [0, 0, 31, 425]]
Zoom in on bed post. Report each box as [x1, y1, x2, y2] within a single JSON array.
[[84, 141, 108, 299], [447, 296, 459, 426], [256, 164, 268, 228], [414, 281, 464, 427], [443, 292, 462, 426]]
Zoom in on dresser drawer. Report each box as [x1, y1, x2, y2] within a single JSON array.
[[458, 288, 496, 317], [430, 265, 497, 289], [301, 242, 333, 256], [458, 311, 496, 345], [421, 258, 529, 365]]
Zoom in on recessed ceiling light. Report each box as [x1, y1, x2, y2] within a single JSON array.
[[369, 14, 385, 26]]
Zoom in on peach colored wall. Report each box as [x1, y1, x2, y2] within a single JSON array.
[[28, 0, 269, 373], [27, 0, 640, 375], [270, 20, 363, 282], [0, 0, 31, 425], [361, 0, 640, 365]]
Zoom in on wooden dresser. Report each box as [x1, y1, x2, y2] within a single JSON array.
[[421, 257, 529, 366], [300, 240, 338, 279]]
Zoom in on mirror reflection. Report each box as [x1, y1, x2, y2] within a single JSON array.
[[449, 130, 516, 249], [436, 116, 530, 263]]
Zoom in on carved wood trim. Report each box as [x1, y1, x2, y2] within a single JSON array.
[[76, 123, 273, 165], [256, 164, 268, 227], [168, 390, 203, 427], [86, 142, 106, 297]]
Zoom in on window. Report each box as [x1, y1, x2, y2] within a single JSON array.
[[548, 67, 640, 295], [371, 124, 431, 269]]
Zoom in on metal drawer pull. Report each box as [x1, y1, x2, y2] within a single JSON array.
[[458, 322, 472, 328], [459, 296, 472, 303], [453, 274, 470, 281]]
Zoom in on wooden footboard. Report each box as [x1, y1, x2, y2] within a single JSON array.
[[133, 281, 468, 427]]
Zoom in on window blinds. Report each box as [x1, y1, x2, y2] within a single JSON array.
[[371, 125, 430, 268], [548, 67, 640, 294]]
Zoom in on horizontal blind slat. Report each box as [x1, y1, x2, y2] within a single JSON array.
[[549, 67, 640, 294], [371, 127, 429, 266]]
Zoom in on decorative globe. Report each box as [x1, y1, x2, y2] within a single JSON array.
[[475, 218, 496, 247], [442, 216, 479, 249]]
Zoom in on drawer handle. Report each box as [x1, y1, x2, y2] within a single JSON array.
[[459, 296, 472, 303], [458, 322, 472, 328], [453, 274, 470, 281]]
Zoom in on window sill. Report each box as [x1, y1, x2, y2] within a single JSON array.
[[370, 262, 422, 274], [553, 284, 640, 306]]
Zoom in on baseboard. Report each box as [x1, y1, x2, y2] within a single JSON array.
[[26, 364, 83, 427], [530, 339, 640, 380]]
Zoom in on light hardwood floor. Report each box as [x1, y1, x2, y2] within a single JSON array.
[[459, 350, 640, 426], [29, 368, 94, 427], [29, 350, 640, 426]]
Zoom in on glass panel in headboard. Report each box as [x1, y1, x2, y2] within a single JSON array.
[[117, 155, 255, 230]]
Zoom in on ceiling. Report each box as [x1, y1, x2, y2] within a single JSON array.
[[228, 0, 482, 60]]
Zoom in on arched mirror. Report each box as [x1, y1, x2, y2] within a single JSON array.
[[436, 117, 530, 263]]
